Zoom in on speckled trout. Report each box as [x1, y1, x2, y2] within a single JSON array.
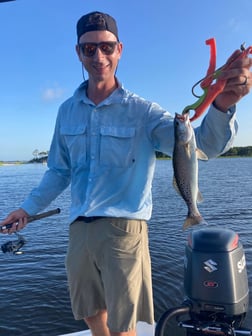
[[172, 112, 208, 230]]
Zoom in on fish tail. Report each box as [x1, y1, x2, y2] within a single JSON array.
[[183, 215, 207, 230]]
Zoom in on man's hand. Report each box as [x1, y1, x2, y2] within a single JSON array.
[[0, 208, 29, 234], [214, 50, 252, 112]]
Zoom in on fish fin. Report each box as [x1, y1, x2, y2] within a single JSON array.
[[173, 176, 181, 195], [197, 190, 204, 203], [183, 215, 207, 230], [196, 148, 208, 161]]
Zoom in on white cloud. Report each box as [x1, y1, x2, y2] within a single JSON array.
[[226, 17, 250, 34], [227, 18, 241, 33], [42, 86, 65, 102]]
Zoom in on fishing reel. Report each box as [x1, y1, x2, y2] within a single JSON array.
[[0, 208, 60, 255], [155, 227, 251, 336], [1, 233, 26, 254]]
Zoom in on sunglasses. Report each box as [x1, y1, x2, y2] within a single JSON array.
[[78, 41, 118, 57]]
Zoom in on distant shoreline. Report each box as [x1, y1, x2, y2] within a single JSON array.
[[0, 161, 24, 166], [1, 156, 252, 166], [0, 156, 48, 166], [1, 146, 252, 165]]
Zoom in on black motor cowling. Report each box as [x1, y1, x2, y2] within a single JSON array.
[[184, 227, 249, 326]]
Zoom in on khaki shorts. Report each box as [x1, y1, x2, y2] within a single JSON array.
[[65, 217, 154, 332]]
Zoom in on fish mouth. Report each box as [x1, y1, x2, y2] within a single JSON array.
[[175, 112, 189, 121]]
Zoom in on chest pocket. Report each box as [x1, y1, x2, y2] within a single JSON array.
[[61, 125, 87, 167], [100, 126, 136, 167]]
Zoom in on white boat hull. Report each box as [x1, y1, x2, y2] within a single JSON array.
[[60, 322, 155, 335]]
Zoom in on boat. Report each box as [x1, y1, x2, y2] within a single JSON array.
[[60, 322, 155, 336]]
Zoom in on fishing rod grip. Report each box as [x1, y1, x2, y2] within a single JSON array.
[[1, 208, 61, 231], [27, 208, 61, 223]]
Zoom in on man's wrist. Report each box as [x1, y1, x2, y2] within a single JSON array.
[[212, 101, 236, 115], [212, 100, 229, 113]]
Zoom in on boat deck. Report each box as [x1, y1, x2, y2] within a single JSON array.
[[60, 322, 155, 335]]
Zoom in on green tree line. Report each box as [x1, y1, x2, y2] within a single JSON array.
[[155, 146, 252, 159], [27, 146, 252, 163], [220, 146, 252, 157]]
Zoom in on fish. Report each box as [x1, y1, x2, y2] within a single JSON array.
[[172, 112, 208, 230]]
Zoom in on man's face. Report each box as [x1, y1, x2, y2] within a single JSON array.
[[76, 30, 123, 83]]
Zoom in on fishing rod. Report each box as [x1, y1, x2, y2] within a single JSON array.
[[0, 208, 60, 231], [1, 208, 61, 254]]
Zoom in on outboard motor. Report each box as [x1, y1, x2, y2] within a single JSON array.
[[155, 227, 251, 336]]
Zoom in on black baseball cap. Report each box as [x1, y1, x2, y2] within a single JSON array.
[[77, 11, 119, 42]]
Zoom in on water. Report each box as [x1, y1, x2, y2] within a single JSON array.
[[0, 158, 252, 335]]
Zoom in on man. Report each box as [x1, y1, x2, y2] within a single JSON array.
[[1, 11, 252, 336]]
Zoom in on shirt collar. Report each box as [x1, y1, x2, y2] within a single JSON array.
[[74, 79, 126, 106]]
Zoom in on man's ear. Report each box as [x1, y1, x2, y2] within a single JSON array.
[[76, 44, 83, 62]]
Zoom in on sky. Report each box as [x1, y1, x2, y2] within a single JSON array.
[[0, 0, 252, 161]]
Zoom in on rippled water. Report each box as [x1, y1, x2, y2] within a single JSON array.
[[0, 158, 252, 335]]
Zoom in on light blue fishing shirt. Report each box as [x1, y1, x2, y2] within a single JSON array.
[[21, 80, 238, 223]]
